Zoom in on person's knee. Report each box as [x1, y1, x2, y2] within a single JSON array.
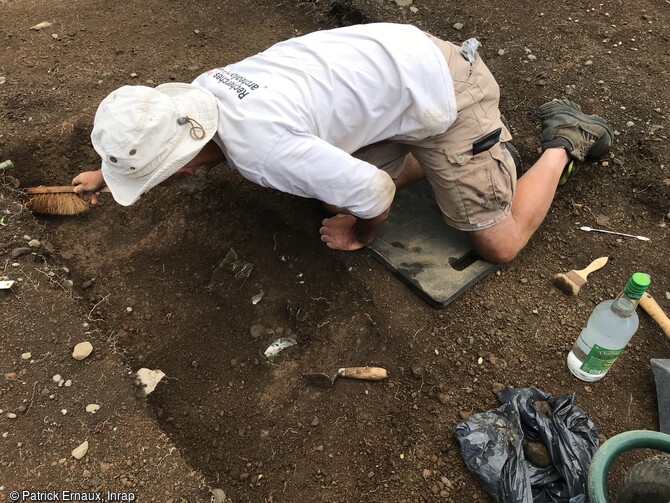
[[478, 245, 520, 264]]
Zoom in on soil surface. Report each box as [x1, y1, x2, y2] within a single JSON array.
[[1, 0, 669, 502]]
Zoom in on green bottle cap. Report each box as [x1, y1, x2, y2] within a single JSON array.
[[624, 272, 651, 300]]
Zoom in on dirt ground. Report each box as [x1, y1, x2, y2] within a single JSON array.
[[1, 0, 669, 501]]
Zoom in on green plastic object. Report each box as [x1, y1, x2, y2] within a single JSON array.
[[588, 430, 670, 502], [624, 272, 651, 300], [0, 160, 13, 171]]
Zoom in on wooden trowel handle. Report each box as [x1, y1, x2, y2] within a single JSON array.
[[25, 186, 112, 194], [639, 292, 670, 342], [337, 367, 388, 380]]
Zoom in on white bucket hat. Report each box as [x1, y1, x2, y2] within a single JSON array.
[[91, 83, 219, 206]]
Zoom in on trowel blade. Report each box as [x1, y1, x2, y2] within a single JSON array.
[[651, 359, 670, 435], [302, 373, 335, 389]]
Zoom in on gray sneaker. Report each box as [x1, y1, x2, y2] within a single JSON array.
[[539, 99, 613, 162]]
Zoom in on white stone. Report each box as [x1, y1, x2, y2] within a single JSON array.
[[211, 489, 227, 503], [21, 352, 32, 360], [52, 374, 62, 382], [64, 380, 72, 387], [72, 341, 93, 360], [135, 368, 166, 395], [61, 409, 67, 415], [6, 413, 17, 419], [85, 404, 100, 414], [71, 441, 89, 460]]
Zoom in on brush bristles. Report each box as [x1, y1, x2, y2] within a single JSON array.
[[27, 193, 90, 215], [553, 272, 580, 296]]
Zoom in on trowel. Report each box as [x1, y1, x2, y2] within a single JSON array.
[[652, 359, 670, 435], [643, 293, 670, 435], [303, 366, 388, 389]]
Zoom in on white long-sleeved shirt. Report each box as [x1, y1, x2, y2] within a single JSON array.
[[192, 23, 457, 218]]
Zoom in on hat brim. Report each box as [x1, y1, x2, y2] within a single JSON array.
[[101, 83, 219, 206]]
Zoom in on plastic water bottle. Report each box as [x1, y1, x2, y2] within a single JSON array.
[[567, 272, 651, 382]]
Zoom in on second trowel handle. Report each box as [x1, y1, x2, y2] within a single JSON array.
[[337, 367, 388, 380], [639, 292, 670, 342]]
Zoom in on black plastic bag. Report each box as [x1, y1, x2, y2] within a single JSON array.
[[453, 387, 599, 502]]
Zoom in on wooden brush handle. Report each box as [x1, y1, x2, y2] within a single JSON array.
[[24, 186, 111, 194], [337, 367, 388, 380], [639, 292, 670, 342], [575, 256, 608, 278]]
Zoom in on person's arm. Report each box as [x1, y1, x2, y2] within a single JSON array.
[[72, 169, 106, 205], [255, 129, 396, 233], [319, 207, 390, 251], [468, 147, 568, 263]]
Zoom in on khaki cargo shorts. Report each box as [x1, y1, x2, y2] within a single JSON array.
[[352, 35, 517, 231]]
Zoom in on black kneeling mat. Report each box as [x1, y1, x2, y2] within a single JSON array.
[[366, 179, 499, 308]]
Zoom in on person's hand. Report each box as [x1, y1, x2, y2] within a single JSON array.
[[319, 214, 368, 251], [72, 170, 105, 205]]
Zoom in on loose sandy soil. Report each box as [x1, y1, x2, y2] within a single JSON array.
[[1, 0, 669, 502]]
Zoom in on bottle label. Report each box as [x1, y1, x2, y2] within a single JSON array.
[[580, 344, 624, 374]]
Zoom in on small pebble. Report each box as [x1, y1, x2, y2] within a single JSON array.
[[64, 379, 72, 387], [85, 404, 100, 414], [211, 489, 226, 503], [52, 374, 62, 383], [6, 412, 17, 419], [453, 22, 464, 30], [11, 247, 32, 259], [72, 441, 89, 460], [72, 341, 93, 360], [21, 352, 32, 360], [492, 382, 505, 393], [498, 49, 505, 56], [27, 239, 40, 248]]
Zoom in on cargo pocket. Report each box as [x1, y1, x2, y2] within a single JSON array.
[[488, 142, 515, 212], [441, 142, 513, 229]]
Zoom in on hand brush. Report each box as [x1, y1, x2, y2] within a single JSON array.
[[553, 256, 608, 296], [24, 186, 111, 216]]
